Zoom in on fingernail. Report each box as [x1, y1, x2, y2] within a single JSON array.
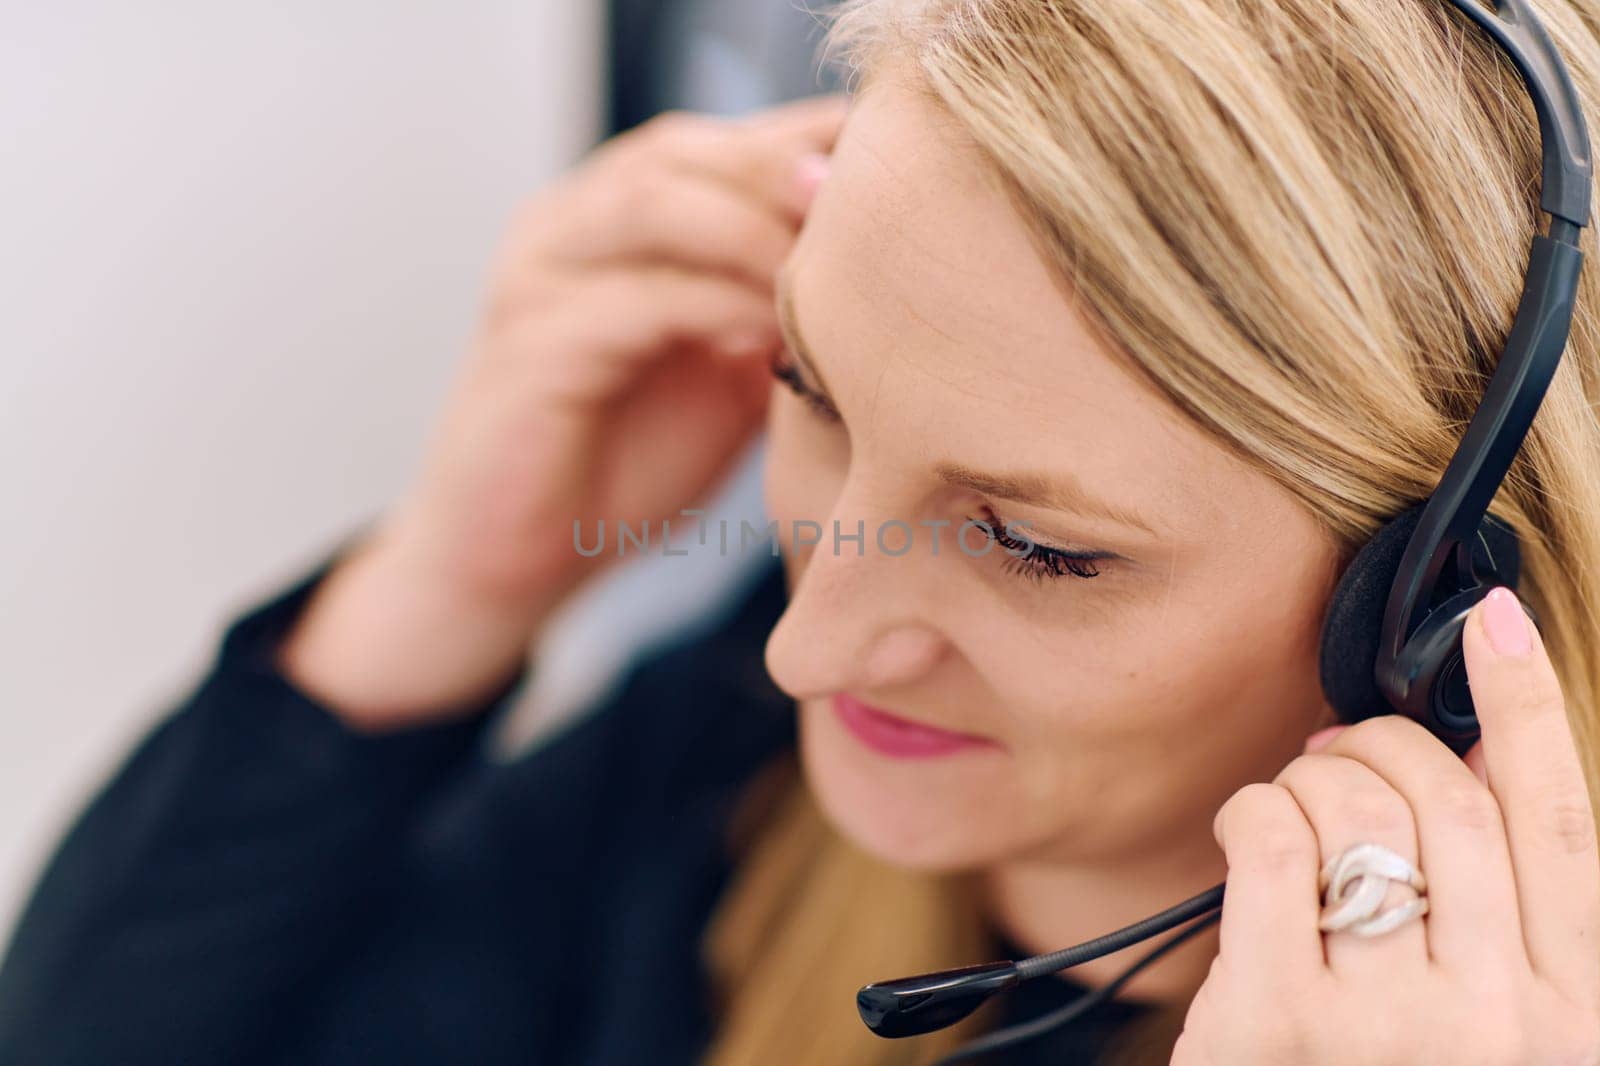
[[1482, 586, 1532, 656], [1304, 724, 1349, 753], [794, 152, 830, 196]]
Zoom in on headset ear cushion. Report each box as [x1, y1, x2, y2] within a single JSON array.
[[1317, 502, 1522, 724]]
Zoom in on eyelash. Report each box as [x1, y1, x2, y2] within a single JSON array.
[[770, 354, 1104, 584], [770, 349, 841, 421], [971, 509, 1105, 582]]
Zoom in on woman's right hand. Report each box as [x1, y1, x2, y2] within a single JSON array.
[[278, 95, 847, 729]]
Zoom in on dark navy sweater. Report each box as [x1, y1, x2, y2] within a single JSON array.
[[0, 556, 1157, 1065]]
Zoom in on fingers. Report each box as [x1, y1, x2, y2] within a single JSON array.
[[630, 98, 846, 223], [519, 266, 781, 404], [740, 92, 852, 144], [560, 168, 799, 289], [729, 92, 852, 183], [1273, 752, 1427, 976], [661, 128, 832, 223], [1211, 783, 1326, 992], [1310, 716, 1527, 975], [543, 99, 845, 291], [1461, 587, 1600, 1000]]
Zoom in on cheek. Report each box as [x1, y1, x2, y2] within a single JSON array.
[[983, 594, 1327, 814]]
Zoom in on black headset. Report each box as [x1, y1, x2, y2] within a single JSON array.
[[855, 1, 1592, 1060]]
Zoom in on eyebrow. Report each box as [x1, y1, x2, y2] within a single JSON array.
[[774, 268, 1156, 539], [937, 462, 1157, 537]]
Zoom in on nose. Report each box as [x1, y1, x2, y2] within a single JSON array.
[[764, 501, 951, 701]]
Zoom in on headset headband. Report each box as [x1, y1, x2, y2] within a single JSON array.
[[1377, 0, 1591, 734]]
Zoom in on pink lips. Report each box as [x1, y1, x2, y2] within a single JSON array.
[[831, 693, 997, 758]]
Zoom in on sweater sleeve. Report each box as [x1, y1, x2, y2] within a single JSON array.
[[0, 560, 524, 1066]]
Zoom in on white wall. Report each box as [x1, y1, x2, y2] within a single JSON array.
[[0, 1, 604, 935]]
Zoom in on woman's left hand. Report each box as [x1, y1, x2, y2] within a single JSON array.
[[1171, 588, 1600, 1065]]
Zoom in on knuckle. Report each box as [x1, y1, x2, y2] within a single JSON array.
[[1251, 831, 1309, 872], [1218, 782, 1295, 849], [479, 261, 556, 336], [639, 108, 714, 145], [1257, 1009, 1316, 1063], [1523, 678, 1568, 719], [1227, 788, 1310, 868], [1348, 713, 1428, 748], [1542, 795, 1599, 855], [1221, 781, 1282, 823], [1434, 782, 1504, 834], [1338, 787, 1414, 840], [604, 169, 672, 231], [498, 190, 565, 259]]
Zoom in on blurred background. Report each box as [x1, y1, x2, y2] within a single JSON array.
[[1, 0, 841, 938]]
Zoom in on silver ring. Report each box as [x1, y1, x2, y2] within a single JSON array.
[[1317, 842, 1430, 938]]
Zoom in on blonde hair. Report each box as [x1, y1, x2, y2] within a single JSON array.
[[701, 2, 1600, 1063]]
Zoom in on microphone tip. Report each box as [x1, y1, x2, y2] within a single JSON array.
[[856, 961, 1020, 1038]]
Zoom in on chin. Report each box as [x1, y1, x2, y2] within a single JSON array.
[[796, 697, 1019, 872]]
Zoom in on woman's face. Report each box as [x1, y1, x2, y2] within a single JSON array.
[[762, 72, 1345, 873]]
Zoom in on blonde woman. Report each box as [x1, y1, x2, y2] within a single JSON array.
[[5, 1, 1600, 1064]]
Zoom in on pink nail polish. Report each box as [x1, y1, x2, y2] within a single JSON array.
[[1482, 586, 1532, 656], [794, 152, 830, 196], [1303, 724, 1348, 753]]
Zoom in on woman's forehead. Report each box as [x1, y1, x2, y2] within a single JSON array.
[[788, 75, 1259, 547]]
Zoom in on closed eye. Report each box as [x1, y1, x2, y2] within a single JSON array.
[[770, 349, 841, 422], [974, 507, 1108, 582]]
